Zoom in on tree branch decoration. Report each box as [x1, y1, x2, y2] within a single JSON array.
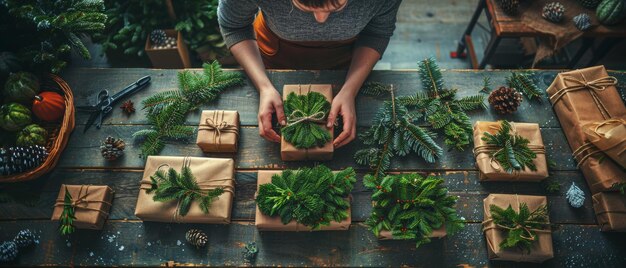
[[256, 165, 356, 230], [59, 186, 76, 235], [506, 72, 542, 101], [355, 83, 442, 179], [281, 91, 331, 148], [146, 159, 225, 217], [399, 58, 485, 150], [133, 61, 243, 157], [489, 203, 549, 253], [364, 173, 464, 248], [480, 120, 538, 173]]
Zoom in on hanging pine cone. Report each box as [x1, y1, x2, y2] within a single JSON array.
[[0, 241, 18, 262], [573, 13, 592, 31], [120, 100, 135, 115], [488, 86, 523, 114], [496, 0, 520, 15], [185, 229, 208, 248], [150, 29, 167, 45], [543, 2, 566, 23], [0, 146, 49, 176], [566, 182, 585, 208], [13, 230, 35, 248], [578, 0, 601, 9], [100, 137, 125, 161]]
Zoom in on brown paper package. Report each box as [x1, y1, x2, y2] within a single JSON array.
[[473, 121, 548, 182], [592, 192, 626, 232], [281, 84, 334, 161], [582, 119, 626, 169], [378, 227, 446, 240], [546, 66, 626, 193], [134, 156, 235, 224], [483, 194, 553, 263], [196, 110, 239, 153], [51, 184, 114, 230], [255, 170, 351, 231]]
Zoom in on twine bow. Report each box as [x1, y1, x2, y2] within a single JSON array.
[[574, 119, 626, 167], [198, 111, 239, 150], [286, 110, 327, 126], [549, 72, 618, 119]]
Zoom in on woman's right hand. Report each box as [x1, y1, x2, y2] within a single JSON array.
[[258, 86, 286, 142]]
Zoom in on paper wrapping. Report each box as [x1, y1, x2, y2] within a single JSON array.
[[546, 66, 626, 193], [473, 121, 548, 182], [583, 119, 626, 169], [592, 192, 626, 232], [483, 194, 553, 263], [51, 184, 114, 230], [378, 227, 446, 240], [255, 170, 351, 231], [196, 110, 239, 153], [134, 156, 235, 224], [281, 84, 334, 161]]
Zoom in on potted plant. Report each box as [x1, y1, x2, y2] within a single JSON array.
[[144, 29, 191, 68]]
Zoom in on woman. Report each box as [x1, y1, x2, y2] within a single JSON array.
[[218, 0, 402, 147]]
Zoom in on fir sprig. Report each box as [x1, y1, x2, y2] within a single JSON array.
[[256, 165, 356, 230], [146, 159, 225, 216], [489, 203, 549, 253], [364, 173, 464, 248], [59, 186, 76, 235], [480, 75, 492, 94], [281, 92, 331, 148], [481, 120, 538, 173], [506, 72, 542, 101], [133, 61, 242, 157]]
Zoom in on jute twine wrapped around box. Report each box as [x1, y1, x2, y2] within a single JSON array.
[[196, 110, 239, 153], [51, 184, 114, 230], [592, 192, 626, 232], [583, 119, 626, 169]]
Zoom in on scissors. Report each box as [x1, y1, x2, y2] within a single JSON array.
[[76, 76, 151, 132]]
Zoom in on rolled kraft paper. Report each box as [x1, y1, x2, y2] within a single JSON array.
[[378, 227, 446, 240], [280, 84, 334, 161], [592, 192, 626, 232], [134, 156, 235, 224], [255, 170, 351, 231], [483, 194, 553, 263], [546, 66, 626, 193], [196, 110, 239, 153], [51, 184, 114, 230], [473, 121, 548, 182], [583, 119, 626, 169]]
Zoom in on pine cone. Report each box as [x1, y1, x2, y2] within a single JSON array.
[[100, 137, 125, 161], [13, 229, 35, 248], [573, 13, 592, 31], [488, 86, 523, 114], [566, 182, 585, 208], [150, 29, 167, 45], [185, 229, 208, 248], [0, 146, 49, 176], [543, 2, 565, 23], [120, 100, 135, 115], [496, 0, 520, 15], [0, 241, 18, 262]]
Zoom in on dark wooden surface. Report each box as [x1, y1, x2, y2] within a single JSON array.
[[1, 68, 626, 267]]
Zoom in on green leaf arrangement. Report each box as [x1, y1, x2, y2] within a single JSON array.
[[146, 159, 225, 217], [364, 173, 464, 248], [506, 72, 542, 101], [489, 203, 549, 253], [133, 61, 243, 157], [281, 91, 331, 149], [255, 165, 356, 230], [399, 58, 486, 150], [481, 120, 538, 173], [59, 186, 76, 235]]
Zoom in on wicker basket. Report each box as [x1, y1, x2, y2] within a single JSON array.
[[0, 74, 75, 183]]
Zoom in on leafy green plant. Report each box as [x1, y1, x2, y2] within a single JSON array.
[[489, 203, 549, 253], [59, 186, 76, 235], [256, 165, 356, 230], [364, 173, 464, 248], [481, 120, 538, 173], [133, 61, 243, 157], [281, 91, 331, 148], [146, 158, 225, 216], [173, 0, 227, 59], [506, 72, 542, 101]]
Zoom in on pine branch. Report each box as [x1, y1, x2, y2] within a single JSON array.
[[506, 72, 542, 101], [418, 58, 444, 96], [59, 186, 76, 235], [361, 82, 393, 97], [281, 91, 331, 148], [480, 75, 492, 94], [481, 120, 538, 173], [489, 203, 549, 253]]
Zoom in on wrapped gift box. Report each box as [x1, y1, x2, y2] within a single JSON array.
[[592, 192, 626, 232], [582, 119, 626, 169], [51, 184, 114, 230], [196, 110, 239, 153]]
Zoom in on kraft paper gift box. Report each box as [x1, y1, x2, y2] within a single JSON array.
[[135, 156, 235, 224], [592, 192, 626, 232], [196, 110, 239, 153], [582, 119, 626, 169], [378, 227, 447, 240], [51, 184, 114, 230]]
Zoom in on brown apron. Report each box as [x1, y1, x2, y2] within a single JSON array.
[[253, 12, 356, 70]]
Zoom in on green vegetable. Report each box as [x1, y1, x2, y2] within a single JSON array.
[[597, 0, 626, 25], [0, 103, 32, 131], [16, 124, 48, 146], [3, 72, 39, 104]]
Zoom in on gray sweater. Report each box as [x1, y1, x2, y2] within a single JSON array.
[[217, 0, 402, 55]]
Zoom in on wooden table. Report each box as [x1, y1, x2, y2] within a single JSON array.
[[1, 68, 626, 267], [455, 0, 626, 69]]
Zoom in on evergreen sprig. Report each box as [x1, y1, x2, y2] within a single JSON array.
[[506, 72, 542, 101], [364, 173, 464, 248], [256, 165, 356, 230], [281, 91, 331, 148], [399, 58, 485, 150], [480, 75, 492, 94], [59, 186, 76, 235], [489, 203, 549, 253], [133, 61, 243, 157], [481, 120, 538, 173], [146, 159, 225, 216]]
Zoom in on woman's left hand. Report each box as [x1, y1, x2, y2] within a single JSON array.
[[327, 90, 357, 148]]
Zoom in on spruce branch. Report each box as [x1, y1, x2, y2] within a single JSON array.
[[481, 120, 538, 173], [361, 82, 393, 97], [281, 91, 331, 148], [480, 75, 492, 94], [489, 203, 549, 253], [59, 186, 76, 235], [506, 72, 542, 101]]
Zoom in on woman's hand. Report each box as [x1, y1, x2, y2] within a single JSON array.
[[258, 86, 286, 143], [327, 90, 357, 148]]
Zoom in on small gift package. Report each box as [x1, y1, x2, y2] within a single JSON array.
[[134, 156, 235, 224], [592, 192, 626, 232], [254, 170, 351, 231], [280, 84, 334, 161], [473, 121, 548, 182], [547, 65, 626, 193], [196, 110, 239, 153], [482, 194, 553, 263], [583, 119, 626, 169], [51, 184, 114, 230], [378, 227, 446, 240]]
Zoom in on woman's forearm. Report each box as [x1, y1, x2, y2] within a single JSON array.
[[229, 40, 274, 92], [341, 46, 381, 96]]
